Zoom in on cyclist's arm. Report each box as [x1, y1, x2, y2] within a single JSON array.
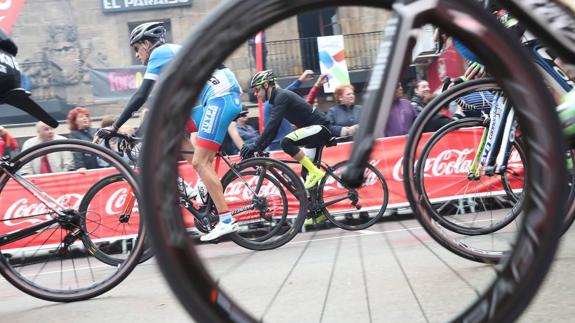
[[113, 78, 155, 130]]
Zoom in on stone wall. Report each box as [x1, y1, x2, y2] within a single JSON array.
[[7, 1, 389, 137]]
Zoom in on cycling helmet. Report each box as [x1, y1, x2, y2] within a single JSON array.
[[249, 70, 277, 88], [129, 22, 166, 46]]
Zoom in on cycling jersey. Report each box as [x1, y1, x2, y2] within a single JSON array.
[[253, 87, 329, 151], [198, 68, 243, 106], [144, 43, 180, 81]]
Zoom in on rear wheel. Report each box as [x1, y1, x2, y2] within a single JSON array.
[[222, 157, 307, 250], [318, 161, 388, 230]]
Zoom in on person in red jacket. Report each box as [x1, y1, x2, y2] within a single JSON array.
[[0, 126, 18, 157]]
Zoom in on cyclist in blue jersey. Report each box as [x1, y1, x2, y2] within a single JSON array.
[[95, 22, 243, 241]]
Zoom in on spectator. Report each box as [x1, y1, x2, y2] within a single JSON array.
[[20, 122, 73, 175], [0, 125, 19, 157], [219, 118, 244, 156], [410, 79, 451, 131], [409, 79, 432, 111], [236, 108, 258, 146], [67, 106, 100, 170], [384, 84, 419, 137], [326, 84, 361, 138]]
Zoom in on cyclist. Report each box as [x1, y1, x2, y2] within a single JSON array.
[[95, 22, 243, 241], [241, 70, 331, 189]]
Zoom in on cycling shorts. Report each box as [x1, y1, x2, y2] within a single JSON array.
[[190, 93, 242, 151]]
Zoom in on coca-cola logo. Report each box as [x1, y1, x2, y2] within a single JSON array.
[[392, 147, 524, 182], [224, 176, 282, 201], [393, 148, 474, 182], [2, 189, 139, 229], [106, 188, 139, 215], [3, 194, 82, 227]]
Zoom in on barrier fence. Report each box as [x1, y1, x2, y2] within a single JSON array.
[[1, 128, 523, 249]]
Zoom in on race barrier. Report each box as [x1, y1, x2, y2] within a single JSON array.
[[0, 127, 523, 249]]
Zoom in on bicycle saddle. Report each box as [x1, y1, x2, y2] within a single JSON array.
[[0, 88, 58, 128]]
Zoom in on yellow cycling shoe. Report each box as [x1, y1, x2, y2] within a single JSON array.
[[304, 170, 325, 189]]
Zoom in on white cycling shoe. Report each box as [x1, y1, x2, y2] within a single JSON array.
[[200, 220, 239, 242]]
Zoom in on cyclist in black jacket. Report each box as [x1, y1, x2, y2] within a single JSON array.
[[241, 70, 332, 189]]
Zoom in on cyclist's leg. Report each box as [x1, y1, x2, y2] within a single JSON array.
[[281, 125, 331, 189], [193, 94, 242, 241]]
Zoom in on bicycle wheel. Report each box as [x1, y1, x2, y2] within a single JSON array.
[[0, 140, 144, 302], [142, 1, 567, 322], [416, 117, 524, 236], [221, 157, 307, 250], [318, 161, 388, 230], [79, 173, 153, 264]]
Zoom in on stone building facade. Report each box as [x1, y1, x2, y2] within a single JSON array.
[[6, 0, 389, 137]]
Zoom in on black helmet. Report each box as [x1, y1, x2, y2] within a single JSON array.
[[129, 22, 166, 46], [249, 70, 277, 88]]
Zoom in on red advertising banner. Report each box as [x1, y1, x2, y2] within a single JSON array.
[[0, 128, 523, 250], [0, 0, 25, 34]]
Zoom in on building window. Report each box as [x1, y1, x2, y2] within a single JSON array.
[[128, 19, 173, 65]]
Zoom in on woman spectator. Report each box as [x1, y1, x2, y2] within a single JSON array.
[[409, 79, 432, 111], [67, 106, 100, 169], [326, 84, 361, 138], [384, 83, 419, 137], [410, 79, 451, 131]]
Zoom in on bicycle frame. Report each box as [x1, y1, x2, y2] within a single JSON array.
[[0, 158, 70, 247], [345, 0, 575, 186]]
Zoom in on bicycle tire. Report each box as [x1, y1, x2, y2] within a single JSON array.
[[318, 161, 388, 231], [0, 140, 144, 302], [142, 0, 567, 322], [416, 117, 524, 237], [221, 157, 307, 250], [79, 173, 153, 265]]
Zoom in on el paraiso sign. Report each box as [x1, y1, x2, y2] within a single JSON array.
[[102, 0, 191, 13]]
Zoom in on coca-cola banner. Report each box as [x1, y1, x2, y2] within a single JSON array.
[[0, 127, 523, 250]]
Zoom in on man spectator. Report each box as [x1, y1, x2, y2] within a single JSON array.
[[20, 121, 73, 175], [236, 108, 258, 146], [0, 125, 18, 157]]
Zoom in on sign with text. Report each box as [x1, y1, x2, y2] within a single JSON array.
[[101, 0, 192, 13], [90, 65, 146, 100], [317, 35, 351, 93]]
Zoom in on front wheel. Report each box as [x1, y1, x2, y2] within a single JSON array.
[[0, 140, 144, 302], [79, 173, 153, 265]]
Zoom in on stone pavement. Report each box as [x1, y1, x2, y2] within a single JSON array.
[[2, 216, 575, 322]]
